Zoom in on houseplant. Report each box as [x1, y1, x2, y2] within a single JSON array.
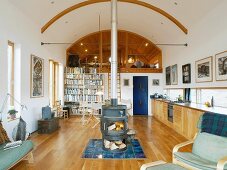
[[8, 108, 18, 120]]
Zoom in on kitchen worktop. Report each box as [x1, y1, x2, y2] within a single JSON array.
[[153, 99, 227, 115]]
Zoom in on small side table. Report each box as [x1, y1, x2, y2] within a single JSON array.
[[38, 117, 60, 134], [140, 161, 187, 170]]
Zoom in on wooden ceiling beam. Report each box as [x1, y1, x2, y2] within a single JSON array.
[[41, 0, 188, 34]]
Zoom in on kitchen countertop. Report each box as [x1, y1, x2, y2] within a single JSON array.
[[153, 99, 227, 115]]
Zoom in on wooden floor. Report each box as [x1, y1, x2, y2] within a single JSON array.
[[13, 116, 189, 170]]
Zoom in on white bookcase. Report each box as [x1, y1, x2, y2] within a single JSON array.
[[64, 67, 104, 116]]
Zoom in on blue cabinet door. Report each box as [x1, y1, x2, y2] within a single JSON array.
[[133, 76, 148, 115]]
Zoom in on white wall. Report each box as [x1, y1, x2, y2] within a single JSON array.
[[163, 0, 227, 88], [102, 73, 163, 116], [0, 0, 65, 137], [120, 73, 163, 116]]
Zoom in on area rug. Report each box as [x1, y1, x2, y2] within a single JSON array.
[[82, 139, 146, 159]]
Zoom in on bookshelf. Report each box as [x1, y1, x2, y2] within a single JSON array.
[[64, 67, 104, 116]]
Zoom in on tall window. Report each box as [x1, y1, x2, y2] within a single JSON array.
[[49, 60, 63, 107], [8, 41, 14, 106]]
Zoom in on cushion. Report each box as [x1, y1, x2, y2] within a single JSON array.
[[201, 112, 227, 137], [0, 140, 33, 170], [146, 163, 186, 170], [174, 152, 227, 170], [192, 132, 227, 162], [0, 122, 10, 145]]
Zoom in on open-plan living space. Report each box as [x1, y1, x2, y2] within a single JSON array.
[[0, 0, 227, 170]]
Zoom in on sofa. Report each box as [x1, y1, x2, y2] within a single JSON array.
[[173, 112, 227, 170], [0, 140, 34, 170]]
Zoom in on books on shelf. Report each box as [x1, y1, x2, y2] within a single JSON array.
[[64, 67, 104, 114]]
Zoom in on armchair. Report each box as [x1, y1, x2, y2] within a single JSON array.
[[173, 112, 227, 170]]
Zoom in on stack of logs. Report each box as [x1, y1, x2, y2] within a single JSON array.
[[107, 122, 124, 131], [104, 139, 126, 150]]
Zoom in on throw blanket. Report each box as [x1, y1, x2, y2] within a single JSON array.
[[201, 112, 227, 137]]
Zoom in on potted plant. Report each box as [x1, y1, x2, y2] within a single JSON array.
[[8, 109, 18, 120]]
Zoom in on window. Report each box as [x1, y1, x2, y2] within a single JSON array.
[[190, 89, 197, 103], [8, 41, 14, 106], [49, 60, 63, 107], [165, 88, 227, 108], [200, 89, 227, 108], [169, 89, 184, 101]]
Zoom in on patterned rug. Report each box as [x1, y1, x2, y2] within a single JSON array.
[[82, 139, 146, 159]]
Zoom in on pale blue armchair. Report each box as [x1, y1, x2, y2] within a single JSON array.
[[173, 112, 227, 170]]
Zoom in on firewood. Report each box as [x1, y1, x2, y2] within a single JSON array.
[[108, 124, 116, 131], [119, 143, 126, 149], [110, 143, 119, 150]]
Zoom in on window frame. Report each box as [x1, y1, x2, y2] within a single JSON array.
[[8, 41, 15, 107]]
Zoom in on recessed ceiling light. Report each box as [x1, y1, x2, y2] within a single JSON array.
[[85, 49, 88, 52], [145, 43, 149, 47], [80, 43, 83, 46], [94, 56, 98, 59]]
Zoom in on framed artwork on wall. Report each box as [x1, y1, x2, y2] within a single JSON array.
[[30, 54, 44, 98], [166, 66, 171, 85], [195, 56, 213, 83], [215, 51, 227, 81], [171, 64, 178, 85], [123, 79, 130, 86], [152, 79, 160, 86], [182, 63, 191, 83]]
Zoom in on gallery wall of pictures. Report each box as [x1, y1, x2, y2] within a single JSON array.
[[165, 50, 227, 85]]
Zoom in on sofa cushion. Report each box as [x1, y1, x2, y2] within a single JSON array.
[[174, 152, 227, 170], [192, 132, 227, 162], [145, 163, 186, 170], [0, 140, 33, 170], [0, 122, 10, 145]]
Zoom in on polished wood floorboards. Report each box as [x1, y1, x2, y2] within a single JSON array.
[[13, 116, 189, 170]]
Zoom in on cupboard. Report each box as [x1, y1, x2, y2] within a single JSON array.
[[152, 100, 204, 140]]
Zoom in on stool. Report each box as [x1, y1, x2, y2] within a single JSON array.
[[62, 110, 69, 119], [140, 161, 187, 170]]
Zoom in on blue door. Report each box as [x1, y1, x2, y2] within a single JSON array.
[[133, 76, 148, 115]]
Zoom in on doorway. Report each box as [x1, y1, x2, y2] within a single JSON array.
[[133, 76, 148, 115]]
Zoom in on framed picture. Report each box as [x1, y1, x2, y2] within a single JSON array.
[[195, 56, 213, 83], [215, 51, 227, 81], [123, 79, 130, 86], [152, 79, 160, 86], [182, 64, 191, 83], [165, 66, 171, 85], [171, 64, 178, 85], [30, 54, 44, 98]]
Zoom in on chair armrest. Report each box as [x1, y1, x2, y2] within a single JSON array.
[[217, 156, 227, 170], [140, 161, 166, 170], [172, 140, 194, 154]]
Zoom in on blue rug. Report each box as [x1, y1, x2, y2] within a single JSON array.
[[82, 139, 146, 159]]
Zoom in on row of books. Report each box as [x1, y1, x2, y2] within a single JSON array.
[[64, 94, 104, 102], [65, 88, 103, 95]]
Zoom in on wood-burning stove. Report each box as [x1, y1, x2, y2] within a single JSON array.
[[101, 104, 128, 152], [100, 0, 131, 152]]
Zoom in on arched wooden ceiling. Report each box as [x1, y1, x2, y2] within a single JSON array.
[[41, 0, 188, 34], [67, 30, 162, 67]]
